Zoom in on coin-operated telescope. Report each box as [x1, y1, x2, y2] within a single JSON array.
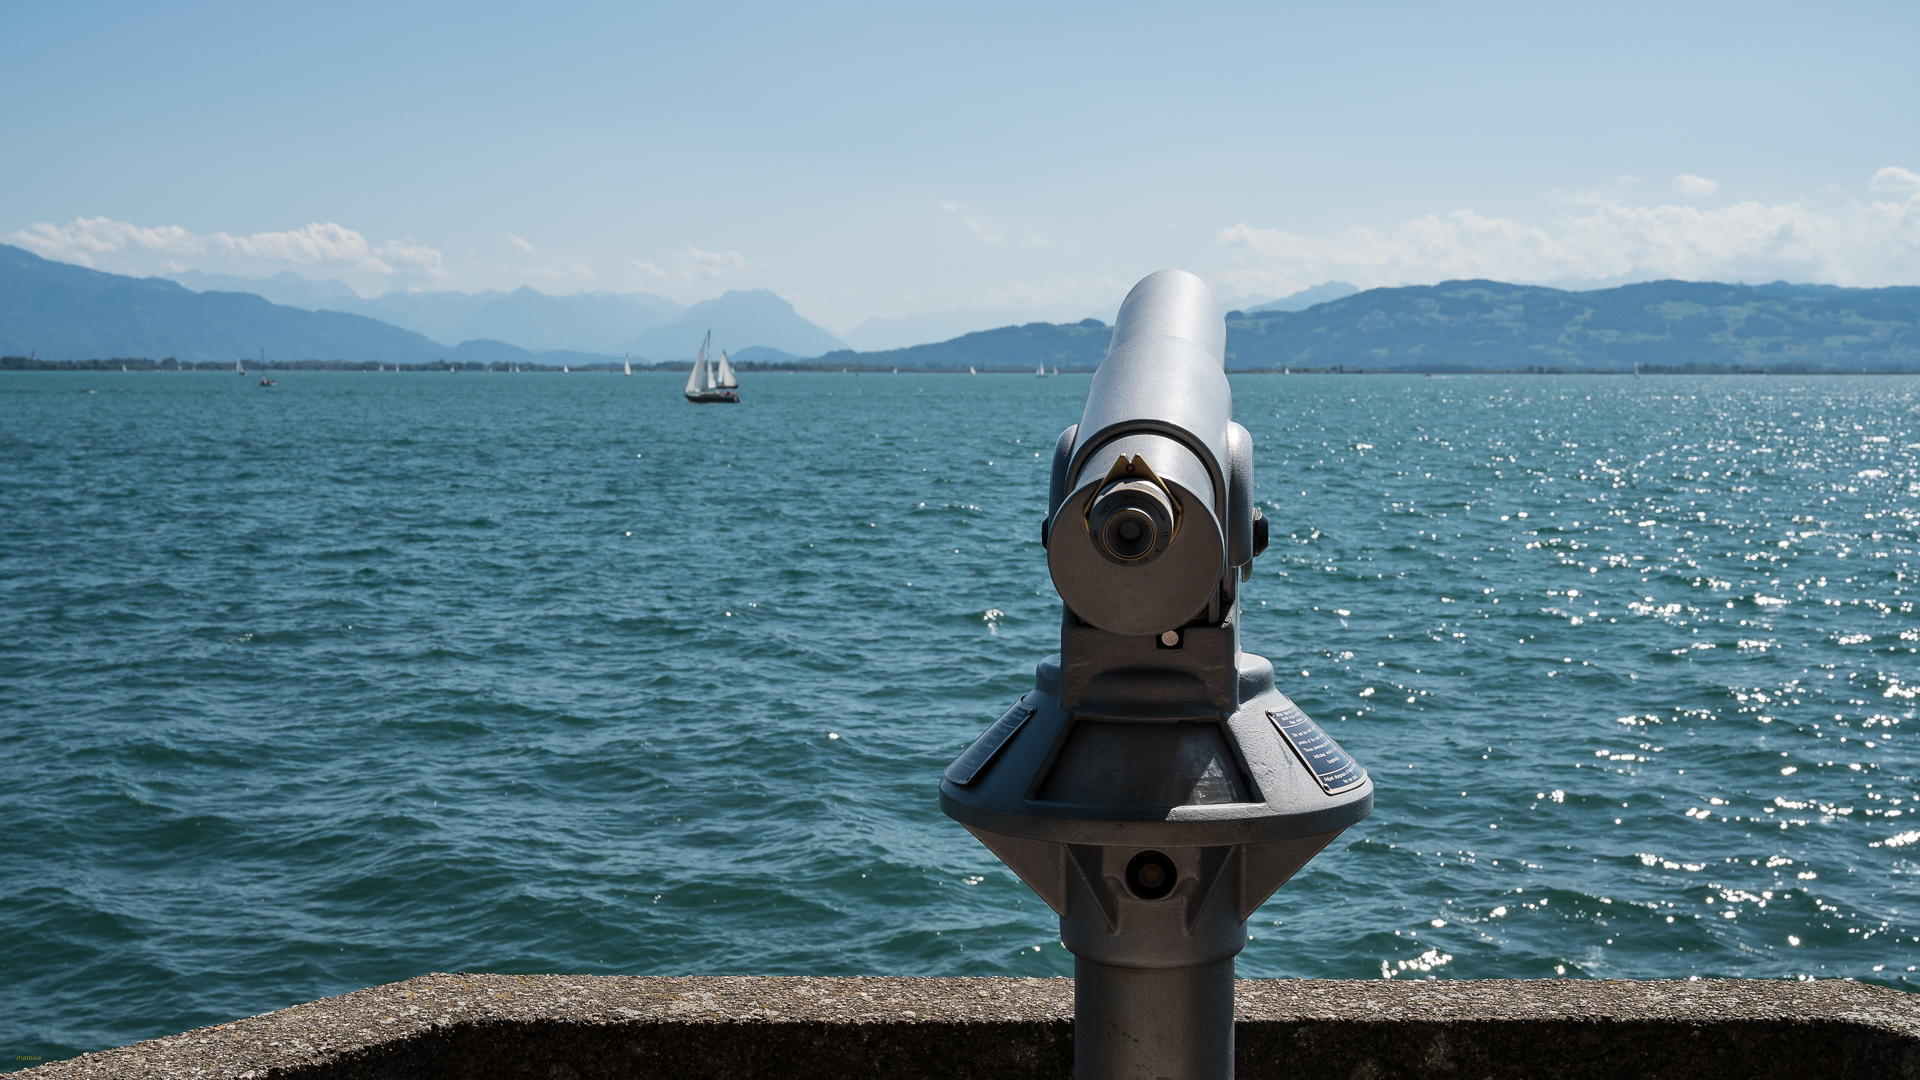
[[940, 269, 1372, 1080]]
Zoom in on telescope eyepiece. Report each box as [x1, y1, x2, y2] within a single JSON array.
[[1089, 477, 1175, 565]]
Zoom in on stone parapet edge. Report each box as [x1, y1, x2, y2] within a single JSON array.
[[19, 974, 1920, 1080]]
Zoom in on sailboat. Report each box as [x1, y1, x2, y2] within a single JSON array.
[[1051, 366, 1059, 376], [624, 354, 633, 377], [256, 348, 275, 386], [683, 331, 740, 403], [1036, 363, 1046, 377], [969, 366, 977, 375], [236, 355, 245, 376]]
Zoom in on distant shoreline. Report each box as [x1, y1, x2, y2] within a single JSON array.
[[6, 357, 1920, 376]]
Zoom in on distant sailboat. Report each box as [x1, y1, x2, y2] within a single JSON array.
[[562, 365, 569, 373], [1051, 366, 1059, 376], [1036, 363, 1045, 377], [684, 331, 740, 403], [1633, 361, 1640, 379], [236, 355, 245, 375], [969, 366, 977, 375], [624, 354, 633, 377]]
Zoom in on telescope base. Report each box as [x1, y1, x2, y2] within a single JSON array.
[[1073, 956, 1235, 1080]]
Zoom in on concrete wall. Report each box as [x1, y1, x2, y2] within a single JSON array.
[[21, 974, 1920, 1080]]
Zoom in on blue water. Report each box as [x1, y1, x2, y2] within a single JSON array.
[[3, 370, 1918, 1067]]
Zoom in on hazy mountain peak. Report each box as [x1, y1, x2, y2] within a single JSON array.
[[1247, 282, 1360, 313], [167, 269, 363, 310], [625, 289, 845, 359]]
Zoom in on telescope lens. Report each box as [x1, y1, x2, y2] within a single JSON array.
[[1087, 477, 1176, 565], [1103, 511, 1156, 560]]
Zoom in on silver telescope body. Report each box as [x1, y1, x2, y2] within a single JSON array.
[[1045, 269, 1258, 637], [941, 270, 1371, 1080]]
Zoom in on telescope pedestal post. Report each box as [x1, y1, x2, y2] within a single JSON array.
[[1073, 957, 1236, 1080]]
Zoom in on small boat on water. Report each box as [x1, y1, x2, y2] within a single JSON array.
[[1036, 363, 1046, 377], [623, 354, 633, 377], [235, 356, 246, 376], [683, 331, 739, 403], [258, 375, 276, 387], [969, 366, 977, 375]]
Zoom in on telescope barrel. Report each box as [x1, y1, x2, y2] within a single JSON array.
[[1046, 270, 1246, 638], [1071, 268, 1233, 515]]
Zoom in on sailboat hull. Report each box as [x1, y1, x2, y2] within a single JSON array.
[[684, 390, 740, 403]]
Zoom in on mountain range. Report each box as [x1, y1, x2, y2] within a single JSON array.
[[1221, 279, 1920, 371], [2, 246, 445, 366], [1, 246, 850, 364], [9, 245, 1919, 372]]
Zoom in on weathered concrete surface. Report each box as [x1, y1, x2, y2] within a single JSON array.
[[21, 974, 1920, 1079]]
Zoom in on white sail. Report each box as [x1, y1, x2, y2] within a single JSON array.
[[685, 331, 711, 394], [1036, 363, 1045, 377], [236, 356, 244, 374], [624, 354, 632, 377], [716, 350, 737, 389]]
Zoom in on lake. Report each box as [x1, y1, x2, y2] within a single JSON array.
[[2, 369, 1915, 1067]]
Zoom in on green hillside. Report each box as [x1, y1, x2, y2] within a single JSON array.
[[1223, 279, 1920, 371], [812, 319, 1113, 371]]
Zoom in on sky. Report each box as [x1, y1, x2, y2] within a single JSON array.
[[4, 0, 1919, 334]]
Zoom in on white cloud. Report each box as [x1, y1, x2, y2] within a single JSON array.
[[677, 246, 752, 278], [368, 238, 447, 280], [509, 233, 535, 253], [1871, 166, 1920, 194], [7, 216, 203, 265], [942, 200, 998, 243], [1214, 174, 1920, 295], [522, 257, 597, 284], [940, 200, 1046, 247], [1671, 174, 1719, 198], [211, 222, 371, 265], [5, 215, 448, 283]]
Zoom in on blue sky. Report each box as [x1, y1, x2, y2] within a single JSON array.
[[5, 0, 1918, 332]]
